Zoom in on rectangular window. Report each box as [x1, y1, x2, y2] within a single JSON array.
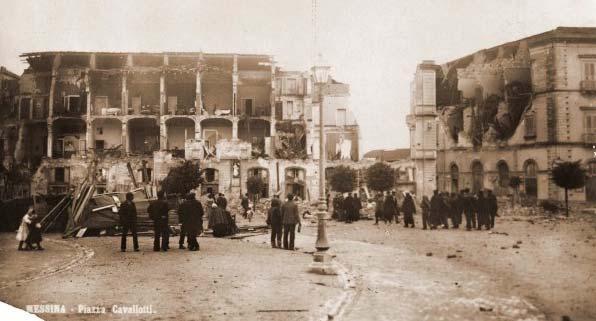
[[585, 114, 596, 133], [54, 167, 70, 183], [286, 79, 297, 94], [336, 108, 347, 127], [524, 114, 536, 138], [285, 101, 294, 119], [64, 95, 81, 113], [584, 62, 596, 81]]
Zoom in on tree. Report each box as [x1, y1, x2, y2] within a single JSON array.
[[366, 162, 395, 192], [552, 161, 586, 216], [328, 165, 357, 193], [509, 176, 522, 207], [246, 175, 265, 203], [161, 161, 203, 195]]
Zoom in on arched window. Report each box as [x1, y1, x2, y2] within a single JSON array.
[[247, 167, 269, 198], [524, 160, 537, 198], [450, 163, 459, 193], [471, 161, 484, 193], [497, 161, 510, 188]]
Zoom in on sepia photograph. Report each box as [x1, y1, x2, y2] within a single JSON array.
[[0, 1, 595, 320]]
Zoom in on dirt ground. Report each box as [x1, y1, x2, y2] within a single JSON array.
[[1, 208, 595, 321], [0, 231, 343, 321], [287, 209, 596, 321]]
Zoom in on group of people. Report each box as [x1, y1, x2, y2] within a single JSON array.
[[421, 189, 499, 230], [266, 193, 302, 250], [331, 193, 363, 223], [15, 206, 44, 251], [373, 191, 417, 227], [120, 190, 238, 252]]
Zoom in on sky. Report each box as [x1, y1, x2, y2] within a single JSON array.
[[1, 0, 596, 153]]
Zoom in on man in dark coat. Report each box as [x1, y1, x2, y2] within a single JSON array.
[[486, 189, 498, 228], [148, 190, 170, 251], [401, 192, 416, 228], [476, 190, 490, 230], [420, 195, 431, 230], [374, 192, 384, 225], [216, 193, 228, 210], [343, 193, 354, 223], [266, 196, 283, 248], [179, 193, 204, 251], [392, 191, 401, 223], [352, 193, 362, 221], [429, 190, 442, 229], [178, 195, 188, 249], [281, 194, 301, 250], [461, 189, 476, 230], [241, 193, 250, 219], [449, 192, 462, 229], [333, 194, 344, 221], [119, 192, 139, 252], [383, 192, 397, 224]]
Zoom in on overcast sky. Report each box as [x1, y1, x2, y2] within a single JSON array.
[[1, 0, 595, 152]]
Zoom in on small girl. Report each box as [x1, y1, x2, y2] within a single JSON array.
[[16, 207, 33, 251], [27, 213, 44, 250]]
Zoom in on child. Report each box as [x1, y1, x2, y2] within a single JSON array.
[[16, 207, 33, 251], [27, 213, 44, 250]]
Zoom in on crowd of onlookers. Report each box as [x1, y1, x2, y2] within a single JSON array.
[[330, 188, 499, 230]]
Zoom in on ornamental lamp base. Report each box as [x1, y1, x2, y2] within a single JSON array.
[[308, 251, 338, 275]]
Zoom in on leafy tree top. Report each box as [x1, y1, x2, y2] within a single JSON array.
[[552, 161, 586, 190], [160, 161, 203, 195], [366, 162, 395, 192], [329, 165, 357, 193]]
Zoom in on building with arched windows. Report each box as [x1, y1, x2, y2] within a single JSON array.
[[408, 27, 596, 202], [0, 51, 360, 202]]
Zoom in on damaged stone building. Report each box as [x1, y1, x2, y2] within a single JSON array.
[[408, 27, 596, 202], [2, 51, 359, 202]]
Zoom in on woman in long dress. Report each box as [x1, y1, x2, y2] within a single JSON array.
[[16, 207, 33, 251]]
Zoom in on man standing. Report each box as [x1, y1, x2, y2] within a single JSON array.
[[352, 192, 362, 222], [392, 191, 401, 223], [429, 190, 442, 229], [178, 195, 188, 249], [461, 189, 476, 231], [486, 189, 498, 228], [119, 192, 139, 252], [148, 190, 170, 252], [374, 192, 384, 225], [281, 194, 301, 250], [420, 195, 431, 230], [476, 190, 489, 230], [266, 195, 283, 248], [179, 193, 204, 251], [343, 193, 354, 223], [241, 193, 250, 219], [449, 192, 462, 229], [401, 192, 416, 228]]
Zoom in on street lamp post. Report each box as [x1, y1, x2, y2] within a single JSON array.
[[309, 62, 337, 275]]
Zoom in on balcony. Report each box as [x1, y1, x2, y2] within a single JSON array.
[[581, 80, 596, 93], [583, 133, 596, 145]]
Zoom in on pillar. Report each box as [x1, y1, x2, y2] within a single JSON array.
[[122, 121, 129, 154], [232, 54, 238, 116], [232, 118, 238, 140], [160, 118, 167, 150], [28, 97, 33, 120], [121, 71, 128, 115], [160, 73, 166, 116], [195, 68, 202, 115], [86, 121, 93, 155], [85, 68, 91, 117], [270, 60, 276, 119], [48, 54, 60, 119], [195, 118, 202, 140], [47, 122, 53, 158]]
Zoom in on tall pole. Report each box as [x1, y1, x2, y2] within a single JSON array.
[[316, 86, 329, 251]]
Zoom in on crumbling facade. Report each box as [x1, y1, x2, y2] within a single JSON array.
[[408, 27, 596, 202], [4, 51, 359, 202]]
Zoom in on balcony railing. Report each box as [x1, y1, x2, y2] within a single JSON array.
[[581, 80, 596, 93], [583, 133, 596, 145]]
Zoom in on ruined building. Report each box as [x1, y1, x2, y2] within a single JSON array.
[[0, 51, 359, 201], [408, 27, 596, 202]]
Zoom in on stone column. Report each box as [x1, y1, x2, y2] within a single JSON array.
[[121, 71, 128, 115], [86, 121, 93, 155], [28, 97, 34, 120], [47, 122, 53, 158], [195, 68, 202, 115], [232, 54, 238, 116], [232, 118, 238, 140], [160, 117, 167, 150], [195, 118, 202, 140], [160, 72, 166, 116], [85, 68, 91, 117], [122, 121, 129, 154], [48, 54, 60, 119]]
